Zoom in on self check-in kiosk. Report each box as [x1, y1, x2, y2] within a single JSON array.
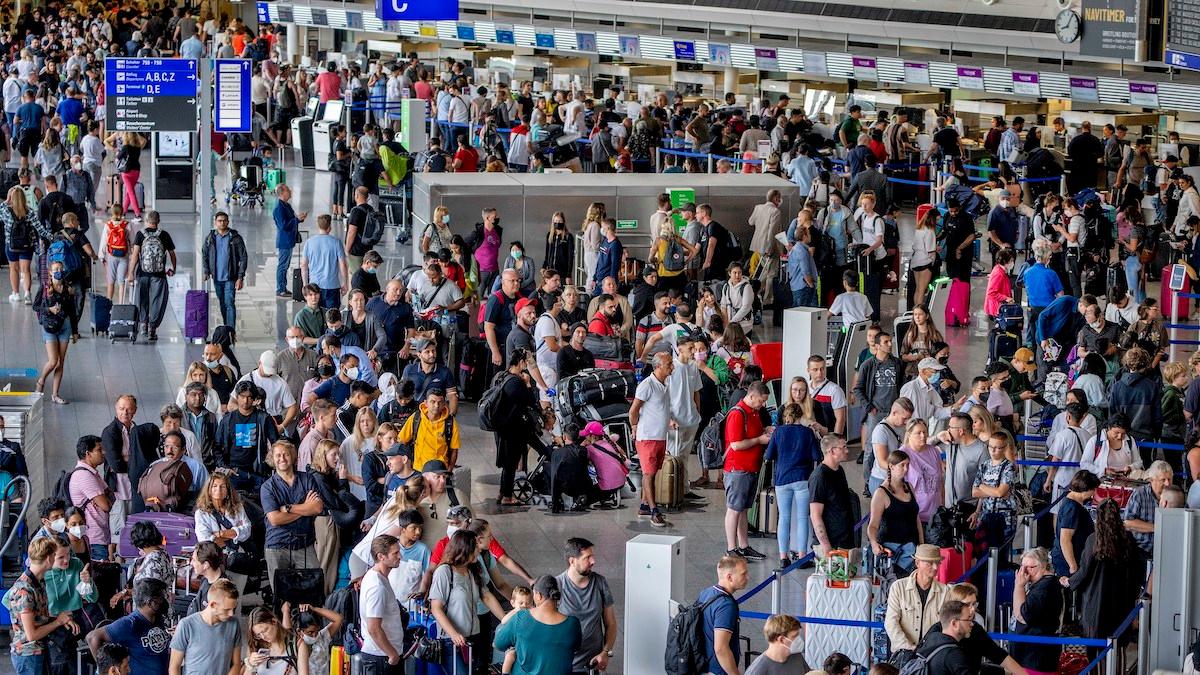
[[291, 98, 318, 169], [312, 100, 343, 170], [150, 131, 195, 213]]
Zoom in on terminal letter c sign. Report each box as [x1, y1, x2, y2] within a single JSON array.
[[376, 0, 459, 20]]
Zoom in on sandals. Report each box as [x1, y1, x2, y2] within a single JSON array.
[[34, 379, 45, 394], [51, 396, 68, 405]]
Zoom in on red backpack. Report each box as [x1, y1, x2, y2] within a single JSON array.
[[476, 290, 506, 337], [106, 221, 128, 257]]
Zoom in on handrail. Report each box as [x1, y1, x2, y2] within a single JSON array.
[[0, 476, 29, 558]]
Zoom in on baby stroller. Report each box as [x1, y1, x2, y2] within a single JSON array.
[[227, 159, 267, 208], [553, 369, 637, 467], [512, 441, 553, 506]]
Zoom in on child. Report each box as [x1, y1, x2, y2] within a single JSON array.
[[829, 269, 872, 329], [1163, 361, 1189, 459], [282, 601, 343, 675], [499, 586, 535, 674], [393, 508, 431, 611], [100, 204, 130, 303], [984, 362, 1017, 434]]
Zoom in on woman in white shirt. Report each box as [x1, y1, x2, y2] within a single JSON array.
[[581, 203, 605, 293], [194, 472, 253, 588], [175, 361, 223, 418], [340, 406, 378, 501], [1175, 174, 1200, 238], [1079, 414, 1143, 480], [910, 207, 938, 306]]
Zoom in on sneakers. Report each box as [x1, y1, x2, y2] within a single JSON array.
[[7, 293, 18, 304], [22, 292, 30, 305], [638, 504, 652, 517], [650, 510, 667, 528], [738, 547, 767, 561]]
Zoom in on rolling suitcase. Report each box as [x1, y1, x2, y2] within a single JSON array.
[[109, 302, 138, 342], [936, 542, 975, 584], [118, 512, 197, 558], [995, 303, 1024, 333], [945, 278, 971, 327], [1162, 263, 1192, 321], [565, 369, 637, 408], [654, 454, 685, 511], [750, 488, 779, 535], [107, 175, 121, 208], [988, 329, 1020, 363], [90, 291, 112, 334], [265, 168, 286, 191], [457, 337, 490, 401], [805, 573, 874, 668], [292, 267, 304, 302], [184, 289, 209, 340]]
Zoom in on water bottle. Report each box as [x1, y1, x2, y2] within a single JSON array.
[[634, 360, 645, 382]]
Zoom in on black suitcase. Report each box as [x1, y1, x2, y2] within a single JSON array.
[[988, 328, 1020, 363], [1107, 262, 1127, 294], [566, 369, 637, 408], [109, 303, 138, 342], [291, 267, 303, 302], [772, 265, 792, 326], [457, 337, 489, 401], [995, 303, 1024, 333], [272, 567, 325, 612]]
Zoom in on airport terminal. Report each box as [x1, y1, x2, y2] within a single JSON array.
[[0, 0, 1199, 672]]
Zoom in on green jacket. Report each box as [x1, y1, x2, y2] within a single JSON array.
[[44, 557, 96, 614], [1163, 383, 1186, 441]]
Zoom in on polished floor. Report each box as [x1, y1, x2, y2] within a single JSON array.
[[0, 154, 1021, 672]]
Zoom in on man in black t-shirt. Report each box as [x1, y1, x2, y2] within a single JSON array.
[[697, 204, 737, 282], [930, 116, 963, 161], [809, 434, 856, 553], [557, 323, 595, 380], [344, 186, 373, 276]]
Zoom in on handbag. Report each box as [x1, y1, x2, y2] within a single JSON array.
[[212, 510, 258, 576]]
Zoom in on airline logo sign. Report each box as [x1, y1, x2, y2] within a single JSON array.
[[375, 0, 458, 20]]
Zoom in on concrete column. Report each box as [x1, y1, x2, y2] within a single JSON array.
[[723, 67, 737, 97], [286, 23, 299, 63]]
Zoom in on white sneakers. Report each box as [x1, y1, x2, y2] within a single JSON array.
[[7, 293, 18, 304]]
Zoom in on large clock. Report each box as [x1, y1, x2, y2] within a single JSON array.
[[1056, 9, 1081, 44]]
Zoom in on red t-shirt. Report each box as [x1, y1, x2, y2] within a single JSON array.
[[723, 401, 764, 472], [454, 147, 479, 173], [588, 312, 616, 337], [430, 535, 507, 564]]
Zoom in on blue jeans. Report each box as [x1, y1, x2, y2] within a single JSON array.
[[319, 287, 341, 310], [276, 247, 293, 295], [1155, 195, 1167, 226], [792, 287, 818, 308], [1124, 255, 1145, 303], [90, 543, 109, 562], [11, 652, 43, 675], [775, 479, 812, 556], [214, 279, 237, 327], [867, 474, 884, 498]]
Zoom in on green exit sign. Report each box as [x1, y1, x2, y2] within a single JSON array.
[[616, 219, 638, 230]]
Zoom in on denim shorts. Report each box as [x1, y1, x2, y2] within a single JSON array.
[[5, 248, 33, 262], [724, 470, 757, 512], [42, 324, 71, 343]]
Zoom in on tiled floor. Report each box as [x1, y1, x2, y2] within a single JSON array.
[[0, 156, 1004, 673]]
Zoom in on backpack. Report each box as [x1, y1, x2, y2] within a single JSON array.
[[358, 207, 385, 249], [664, 589, 730, 675], [697, 406, 748, 470], [477, 372, 516, 432], [899, 644, 957, 675], [1082, 202, 1114, 253], [53, 466, 92, 508], [661, 235, 688, 273], [139, 229, 167, 274], [410, 409, 454, 447], [812, 228, 837, 269], [47, 233, 81, 276], [136, 459, 192, 512], [6, 212, 34, 250]]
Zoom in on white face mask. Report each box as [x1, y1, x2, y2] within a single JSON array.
[[446, 525, 459, 538], [287, 337, 303, 349], [68, 525, 84, 539], [301, 633, 319, 646], [50, 518, 67, 533], [345, 366, 361, 380], [785, 635, 804, 655], [1089, 320, 1102, 331], [999, 200, 1010, 209]]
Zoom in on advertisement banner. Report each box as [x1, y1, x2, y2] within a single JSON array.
[[668, 188, 695, 233], [1081, 0, 1141, 59], [576, 32, 596, 52], [709, 43, 731, 66], [1012, 71, 1040, 97], [956, 66, 984, 89], [619, 35, 640, 58], [852, 57, 877, 81], [1070, 76, 1099, 101]]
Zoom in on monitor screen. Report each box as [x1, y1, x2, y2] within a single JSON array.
[[157, 132, 191, 158], [305, 98, 319, 117], [322, 100, 344, 122]]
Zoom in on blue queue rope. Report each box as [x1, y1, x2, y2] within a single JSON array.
[[1165, 323, 1200, 330], [1079, 602, 1143, 675], [1177, 292, 1200, 299], [887, 177, 930, 186], [1018, 176, 1064, 184], [1170, 339, 1200, 346]]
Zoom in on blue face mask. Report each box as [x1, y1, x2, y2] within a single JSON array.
[[929, 371, 942, 386], [52, 270, 64, 281], [364, 266, 377, 275]]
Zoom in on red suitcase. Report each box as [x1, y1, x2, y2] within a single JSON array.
[[118, 511, 198, 558], [945, 278, 972, 327], [936, 541, 975, 584], [750, 342, 782, 382], [1161, 263, 1192, 321]]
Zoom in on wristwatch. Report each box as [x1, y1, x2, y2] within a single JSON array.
[[605, 649, 614, 658], [281, 504, 291, 514]]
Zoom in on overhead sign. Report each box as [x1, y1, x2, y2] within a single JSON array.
[[576, 32, 596, 52], [375, 0, 458, 21], [755, 48, 778, 71], [673, 41, 695, 61], [709, 43, 731, 66], [956, 66, 984, 89], [619, 36, 640, 58], [803, 51, 827, 76], [1012, 71, 1040, 97], [535, 32, 555, 49], [904, 62, 929, 85], [852, 57, 877, 81], [456, 24, 474, 41], [1070, 76, 1099, 101], [1168, 0, 1200, 58], [105, 58, 198, 132], [256, 1, 270, 23], [214, 59, 252, 133], [1081, 0, 1141, 59], [616, 219, 638, 230], [495, 27, 515, 45], [1167, 48, 1200, 70], [1129, 81, 1159, 106]]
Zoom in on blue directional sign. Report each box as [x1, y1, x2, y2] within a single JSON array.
[[495, 29, 515, 45], [104, 58, 198, 132], [375, 0, 458, 20], [214, 59, 252, 133], [1167, 49, 1200, 71], [256, 1, 270, 23]]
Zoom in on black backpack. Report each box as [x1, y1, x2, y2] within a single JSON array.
[[1082, 202, 1114, 253], [899, 644, 957, 675], [53, 466, 91, 508], [477, 372, 515, 432], [665, 590, 730, 675], [359, 207, 384, 249]]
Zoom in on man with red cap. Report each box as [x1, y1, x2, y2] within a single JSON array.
[[506, 296, 549, 392]]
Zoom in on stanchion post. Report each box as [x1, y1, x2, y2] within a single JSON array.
[[656, 149, 663, 174], [1104, 638, 1117, 675], [707, 153, 714, 174], [770, 569, 782, 616], [1022, 515, 1033, 553], [1137, 599, 1149, 675], [985, 548, 999, 631]]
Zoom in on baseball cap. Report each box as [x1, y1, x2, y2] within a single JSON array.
[[515, 297, 537, 315], [446, 505, 473, 523], [259, 350, 277, 376], [421, 459, 452, 474], [580, 421, 606, 438], [410, 336, 434, 352], [917, 357, 945, 371], [680, 202, 696, 213], [382, 443, 413, 460], [1013, 347, 1035, 366]]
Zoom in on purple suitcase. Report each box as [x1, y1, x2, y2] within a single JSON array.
[[184, 290, 209, 340], [118, 511, 198, 558]]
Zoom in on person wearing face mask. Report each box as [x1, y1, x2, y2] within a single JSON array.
[[985, 248, 1017, 320], [86, 578, 172, 674], [986, 191, 1021, 265], [493, 240, 537, 296], [308, 354, 362, 409], [35, 260, 76, 405], [201, 342, 238, 407], [544, 212, 575, 280], [62, 153, 96, 218], [745, 614, 809, 674], [31, 498, 70, 550], [276, 326, 318, 407]]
